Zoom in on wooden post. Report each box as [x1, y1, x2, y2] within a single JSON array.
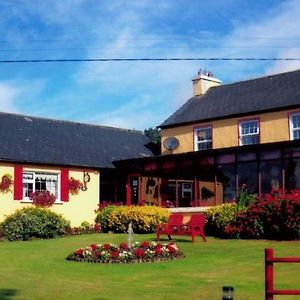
[[265, 248, 274, 300]]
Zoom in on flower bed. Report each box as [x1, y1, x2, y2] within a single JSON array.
[[66, 241, 184, 264]]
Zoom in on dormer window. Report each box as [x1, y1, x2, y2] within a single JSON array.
[[289, 112, 300, 140], [194, 126, 212, 151], [239, 119, 259, 146]]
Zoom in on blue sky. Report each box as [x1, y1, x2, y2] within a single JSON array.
[[1, 0, 300, 130]]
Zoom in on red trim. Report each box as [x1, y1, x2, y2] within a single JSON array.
[[60, 168, 69, 202], [126, 175, 131, 206], [14, 165, 23, 200], [238, 117, 260, 146], [193, 123, 213, 151]]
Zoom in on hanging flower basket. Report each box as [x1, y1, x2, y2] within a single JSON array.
[[0, 174, 13, 194], [69, 177, 83, 195]]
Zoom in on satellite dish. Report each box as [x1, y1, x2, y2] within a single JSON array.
[[163, 136, 179, 150]]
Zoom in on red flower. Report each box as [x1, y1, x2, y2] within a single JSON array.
[[119, 242, 129, 250], [94, 224, 101, 232], [90, 244, 97, 251], [75, 248, 85, 256], [141, 241, 150, 248], [111, 251, 120, 259], [103, 244, 111, 250], [134, 248, 145, 258]]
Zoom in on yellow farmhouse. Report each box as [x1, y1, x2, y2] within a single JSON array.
[[116, 69, 300, 213]]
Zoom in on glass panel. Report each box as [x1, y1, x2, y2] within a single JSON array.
[[237, 152, 257, 162], [283, 147, 300, 158], [260, 160, 282, 194], [197, 141, 212, 150], [165, 182, 176, 208], [218, 164, 236, 202], [195, 127, 212, 151], [216, 154, 235, 164], [260, 150, 281, 160], [237, 162, 258, 193], [293, 129, 300, 140], [241, 121, 258, 135], [241, 135, 259, 145], [292, 114, 300, 129], [284, 158, 300, 190]]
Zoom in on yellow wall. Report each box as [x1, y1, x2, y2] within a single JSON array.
[[161, 109, 292, 154], [0, 163, 99, 226]]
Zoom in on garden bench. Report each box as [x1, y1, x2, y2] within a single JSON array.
[[156, 213, 207, 243]]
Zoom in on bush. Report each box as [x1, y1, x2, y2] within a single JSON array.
[[224, 190, 300, 240], [204, 203, 237, 237], [0, 207, 70, 241], [95, 205, 170, 233]]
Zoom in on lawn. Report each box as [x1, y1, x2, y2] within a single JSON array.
[[0, 234, 299, 300]]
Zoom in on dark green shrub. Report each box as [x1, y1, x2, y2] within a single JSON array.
[[95, 205, 170, 233], [0, 207, 70, 241]]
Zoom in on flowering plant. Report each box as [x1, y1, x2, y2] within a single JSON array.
[[30, 190, 56, 207], [0, 174, 13, 194], [68, 177, 83, 195], [66, 241, 184, 264]]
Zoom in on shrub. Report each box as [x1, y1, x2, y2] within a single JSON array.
[[95, 205, 170, 233], [224, 190, 300, 240], [204, 203, 237, 237], [0, 207, 70, 241], [95, 205, 116, 233]]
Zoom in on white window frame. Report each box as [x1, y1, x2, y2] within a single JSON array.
[[194, 126, 212, 151], [289, 112, 300, 140], [22, 171, 61, 202], [239, 119, 260, 146]]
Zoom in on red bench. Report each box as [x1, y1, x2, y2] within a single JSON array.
[[156, 213, 207, 243]]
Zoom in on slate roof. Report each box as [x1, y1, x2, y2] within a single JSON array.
[[0, 112, 156, 168], [160, 69, 300, 128]]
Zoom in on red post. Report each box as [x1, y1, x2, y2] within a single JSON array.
[[265, 248, 300, 299], [265, 248, 274, 300]]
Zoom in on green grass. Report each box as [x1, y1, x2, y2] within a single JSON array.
[[0, 234, 299, 300]]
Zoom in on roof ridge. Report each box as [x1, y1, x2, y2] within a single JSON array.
[[0, 111, 143, 134], [209, 68, 300, 91]]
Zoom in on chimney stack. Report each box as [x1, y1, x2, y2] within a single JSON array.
[[192, 69, 221, 96]]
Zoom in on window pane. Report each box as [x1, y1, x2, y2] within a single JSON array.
[[218, 164, 236, 202], [260, 161, 282, 194], [240, 120, 259, 145], [195, 127, 212, 151], [292, 114, 300, 129], [237, 162, 258, 193], [284, 158, 300, 190], [293, 129, 300, 140], [241, 135, 259, 145]]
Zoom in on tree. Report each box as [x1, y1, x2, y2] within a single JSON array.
[[144, 127, 161, 145]]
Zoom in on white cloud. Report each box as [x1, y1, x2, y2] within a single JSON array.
[[0, 83, 20, 112]]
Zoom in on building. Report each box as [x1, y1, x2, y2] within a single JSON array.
[[0, 112, 156, 225], [117, 69, 300, 211], [2, 68, 300, 222]]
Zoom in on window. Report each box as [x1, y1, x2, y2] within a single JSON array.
[[289, 112, 300, 140], [23, 171, 60, 201], [194, 126, 212, 150], [239, 120, 259, 145]]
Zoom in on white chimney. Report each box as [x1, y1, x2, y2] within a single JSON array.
[[192, 69, 221, 96]]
